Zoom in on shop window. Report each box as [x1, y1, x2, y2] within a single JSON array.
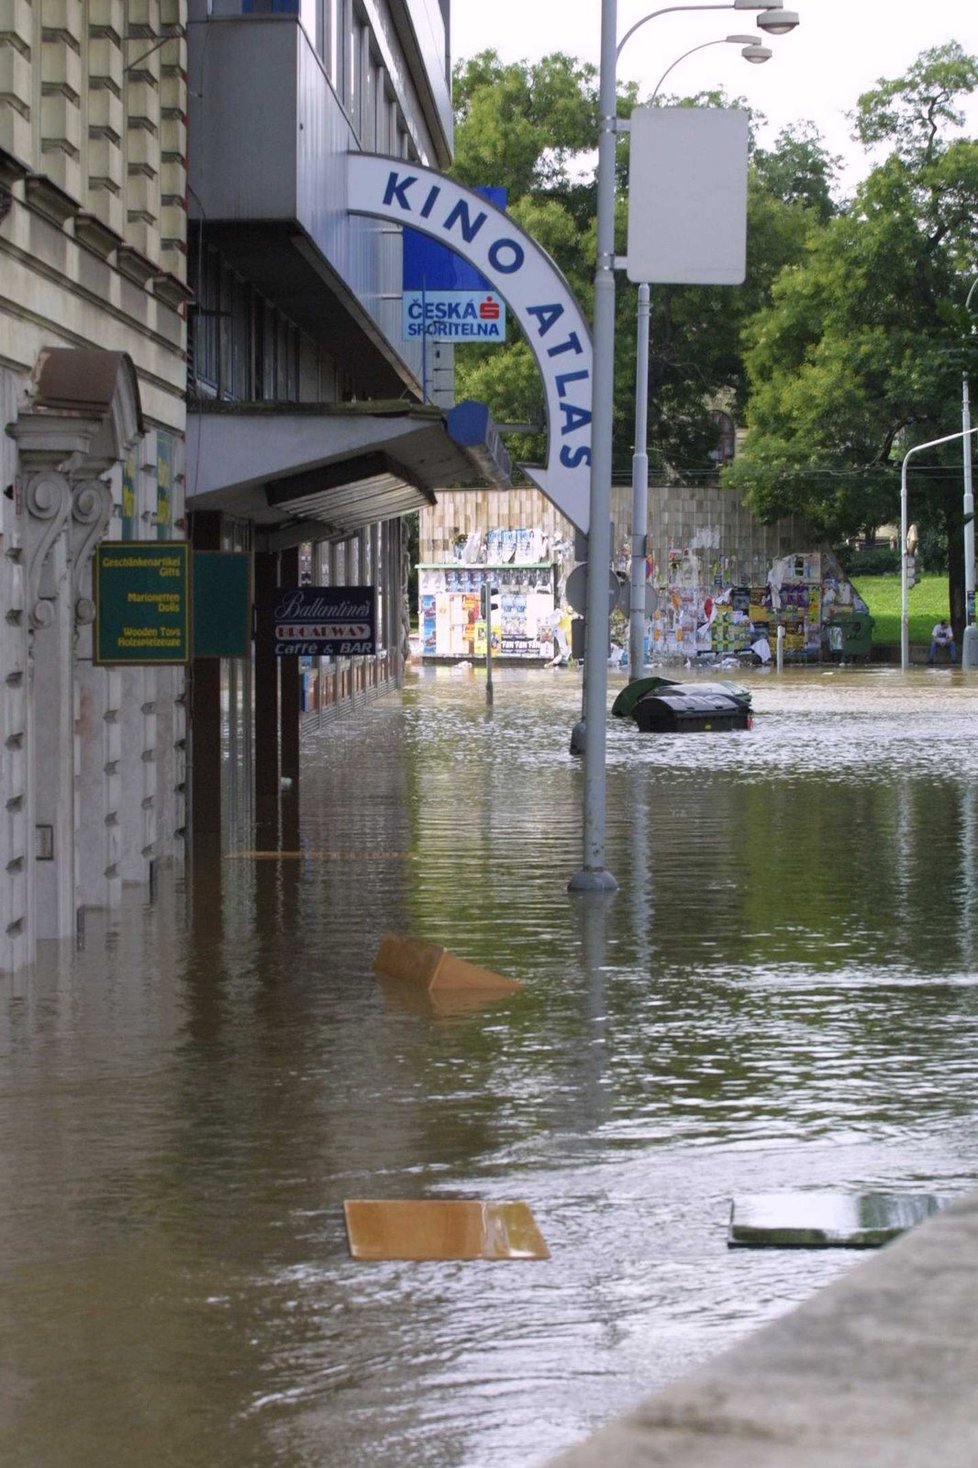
[[228, 274, 252, 400], [347, 10, 365, 117], [189, 242, 221, 395]]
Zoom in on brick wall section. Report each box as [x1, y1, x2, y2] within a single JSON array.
[[422, 483, 813, 584]]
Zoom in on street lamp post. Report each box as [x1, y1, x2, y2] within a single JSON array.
[[569, 0, 800, 892], [627, 33, 772, 685], [901, 425, 978, 670], [962, 277, 978, 669]]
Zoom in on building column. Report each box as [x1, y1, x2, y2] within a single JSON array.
[[23, 470, 76, 941], [71, 477, 120, 912], [254, 549, 280, 848], [279, 546, 300, 791], [189, 511, 223, 845]]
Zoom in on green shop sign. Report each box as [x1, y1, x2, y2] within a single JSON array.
[[94, 542, 190, 664]]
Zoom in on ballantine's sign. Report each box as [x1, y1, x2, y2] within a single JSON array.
[[347, 154, 593, 533], [258, 587, 376, 656]]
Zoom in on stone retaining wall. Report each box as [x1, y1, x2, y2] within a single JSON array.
[[546, 1188, 978, 1467]]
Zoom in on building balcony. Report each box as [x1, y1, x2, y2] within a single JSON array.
[[188, 14, 426, 396]]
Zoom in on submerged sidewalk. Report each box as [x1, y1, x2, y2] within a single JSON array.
[[547, 1187, 978, 1467]]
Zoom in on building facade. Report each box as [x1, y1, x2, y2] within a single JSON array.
[[0, 1, 190, 974], [0, 0, 506, 974], [184, 0, 507, 848]]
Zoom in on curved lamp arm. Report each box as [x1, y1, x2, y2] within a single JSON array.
[[650, 34, 769, 99], [617, 3, 731, 60]]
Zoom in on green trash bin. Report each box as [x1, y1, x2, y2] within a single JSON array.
[[841, 613, 875, 660]]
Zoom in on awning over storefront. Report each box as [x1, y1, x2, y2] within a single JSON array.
[[186, 400, 511, 545]]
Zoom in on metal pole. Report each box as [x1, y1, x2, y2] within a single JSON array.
[[962, 276, 977, 668], [901, 454, 910, 672], [420, 276, 428, 404], [572, 0, 779, 883], [569, 0, 619, 891], [902, 425, 978, 671], [483, 582, 494, 705], [962, 372, 978, 667], [629, 283, 651, 683]]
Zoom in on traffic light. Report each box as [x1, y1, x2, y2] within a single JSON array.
[[906, 554, 917, 589], [482, 583, 500, 621]]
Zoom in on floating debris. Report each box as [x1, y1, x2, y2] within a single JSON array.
[[344, 1199, 549, 1261], [373, 933, 522, 995], [728, 1191, 949, 1249]]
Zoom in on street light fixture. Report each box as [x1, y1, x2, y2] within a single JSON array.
[[754, 7, 800, 34], [650, 35, 771, 97], [962, 276, 978, 668], [570, 0, 800, 893], [616, 1, 799, 60]]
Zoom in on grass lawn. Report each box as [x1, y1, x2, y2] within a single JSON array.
[[851, 573, 950, 648]]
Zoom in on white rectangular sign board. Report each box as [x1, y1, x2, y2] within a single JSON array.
[[626, 107, 749, 285]]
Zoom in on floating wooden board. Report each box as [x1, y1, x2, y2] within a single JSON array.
[[728, 1191, 948, 1249], [373, 933, 522, 994], [344, 1199, 549, 1261]]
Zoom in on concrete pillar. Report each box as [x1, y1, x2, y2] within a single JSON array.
[[254, 549, 280, 848], [24, 471, 76, 940], [279, 546, 300, 788], [189, 511, 223, 843]]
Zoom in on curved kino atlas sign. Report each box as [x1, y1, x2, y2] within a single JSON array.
[[347, 154, 593, 534]]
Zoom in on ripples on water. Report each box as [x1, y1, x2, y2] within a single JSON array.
[[0, 665, 977, 1466]]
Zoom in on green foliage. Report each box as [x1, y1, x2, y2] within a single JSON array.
[[837, 545, 901, 577], [452, 51, 599, 197], [852, 42, 978, 167], [752, 121, 842, 221], [729, 42, 978, 627], [451, 49, 838, 485], [451, 51, 604, 442]]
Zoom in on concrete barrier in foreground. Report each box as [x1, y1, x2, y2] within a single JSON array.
[[545, 1188, 978, 1468]]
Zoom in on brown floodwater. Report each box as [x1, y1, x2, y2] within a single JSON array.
[[1, 663, 977, 1466]]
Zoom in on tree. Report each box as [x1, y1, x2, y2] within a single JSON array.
[[752, 121, 841, 221], [450, 54, 833, 489], [450, 53, 602, 470], [727, 43, 978, 633]]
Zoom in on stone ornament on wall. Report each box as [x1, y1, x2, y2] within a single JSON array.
[[71, 479, 114, 627], [24, 472, 72, 631]]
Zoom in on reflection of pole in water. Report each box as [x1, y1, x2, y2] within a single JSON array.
[[574, 892, 614, 1130], [894, 776, 914, 940], [626, 761, 656, 966], [960, 785, 977, 970]]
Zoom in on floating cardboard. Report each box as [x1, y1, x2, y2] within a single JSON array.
[[373, 933, 522, 994], [344, 1199, 549, 1261], [728, 1191, 949, 1249]]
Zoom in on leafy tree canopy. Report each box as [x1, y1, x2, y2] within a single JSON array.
[[449, 52, 832, 482], [727, 42, 978, 625], [752, 121, 842, 221]]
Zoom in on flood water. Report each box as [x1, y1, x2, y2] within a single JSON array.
[[2, 664, 977, 1467]]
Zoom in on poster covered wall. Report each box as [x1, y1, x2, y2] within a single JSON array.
[[419, 563, 556, 660]]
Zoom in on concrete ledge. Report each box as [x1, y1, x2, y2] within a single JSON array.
[[545, 1188, 978, 1467]]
